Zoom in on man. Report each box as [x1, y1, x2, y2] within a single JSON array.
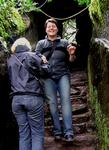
[[35, 18, 76, 142]]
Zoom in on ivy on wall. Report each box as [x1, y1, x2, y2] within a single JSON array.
[[0, 1, 24, 39], [89, 0, 104, 26], [0, 0, 37, 40], [74, 0, 107, 26]]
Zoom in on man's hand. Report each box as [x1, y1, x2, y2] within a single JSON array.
[[67, 44, 76, 62], [69, 54, 76, 62], [41, 55, 48, 63], [67, 44, 76, 55]]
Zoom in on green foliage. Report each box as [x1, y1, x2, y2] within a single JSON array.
[[0, 36, 9, 75], [47, 0, 52, 2], [0, 0, 38, 40], [89, 0, 104, 26], [63, 19, 77, 43], [47, 0, 91, 5], [18, 0, 38, 14], [11, 8, 26, 33], [93, 91, 109, 150], [74, 0, 105, 26], [0, 1, 25, 39], [74, 0, 106, 27], [43, 0, 91, 5], [74, 0, 91, 5]]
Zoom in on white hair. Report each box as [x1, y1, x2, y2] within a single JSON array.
[[11, 37, 32, 53]]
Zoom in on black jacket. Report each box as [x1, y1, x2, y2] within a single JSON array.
[[35, 36, 70, 80], [7, 45, 50, 97]]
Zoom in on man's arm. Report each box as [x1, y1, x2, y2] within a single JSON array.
[[67, 44, 77, 62]]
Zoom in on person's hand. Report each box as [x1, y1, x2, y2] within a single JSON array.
[[41, 55, 48, 63], [69, 54, 76, 62], [67, 44, 77, 62], [67, 44, 76, 55]]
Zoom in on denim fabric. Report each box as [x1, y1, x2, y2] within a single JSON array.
[[12, 95, 44, 150], [43, 75, 73, 136]]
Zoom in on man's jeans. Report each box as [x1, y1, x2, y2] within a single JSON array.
[[43, 75, 73, 136], [12, 95, 44, 150]]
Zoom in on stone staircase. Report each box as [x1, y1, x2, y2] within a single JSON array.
[[44, 70, 98, 150]]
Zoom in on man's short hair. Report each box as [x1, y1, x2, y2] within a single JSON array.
[[44, 18, 58, 28]]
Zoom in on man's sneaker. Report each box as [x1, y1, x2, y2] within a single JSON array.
[[63, 134, 74, 142], [54, 134, 62, 141]]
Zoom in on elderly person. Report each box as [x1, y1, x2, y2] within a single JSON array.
[[7, 37, 50, 150], [35, 18, 76, 142]]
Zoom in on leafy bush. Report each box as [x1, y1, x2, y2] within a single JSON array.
[[0, 0, 38, 40], [0, 1, 26, 39]]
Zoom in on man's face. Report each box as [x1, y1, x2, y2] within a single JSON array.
[[46, 22, 58, 37]]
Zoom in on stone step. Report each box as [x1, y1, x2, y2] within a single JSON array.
[[71, 85, 88, 96], [45, 103, 89, 117], [71, 95, 88, 103], [73, 121, 96, 134], [44, 70, 98, 149], [45, 144, 96, 150], [57, 95, 88, 104], [45, 109, 92, 125], [71, 81, 88, 86], [59, 103, 89, 115], [73, 134, 98, 146], [72, 103, 89, 114], [73, 109, 92, 124], [70, 71, 87, 81], [45, 121, 96, 135], [44, 133, 98, 150]]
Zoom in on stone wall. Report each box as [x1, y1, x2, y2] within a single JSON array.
[[89, 2, 109, 118], [89, 38, 109, 117], [94, 10, 109, 40]]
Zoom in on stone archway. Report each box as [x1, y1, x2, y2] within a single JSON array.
[[0, 1, 93, 149]]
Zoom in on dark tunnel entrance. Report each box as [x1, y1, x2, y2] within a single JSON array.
[[0, 1, 92, 149], [30, 0, 93, 70], [32, 7, 92, 70]]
